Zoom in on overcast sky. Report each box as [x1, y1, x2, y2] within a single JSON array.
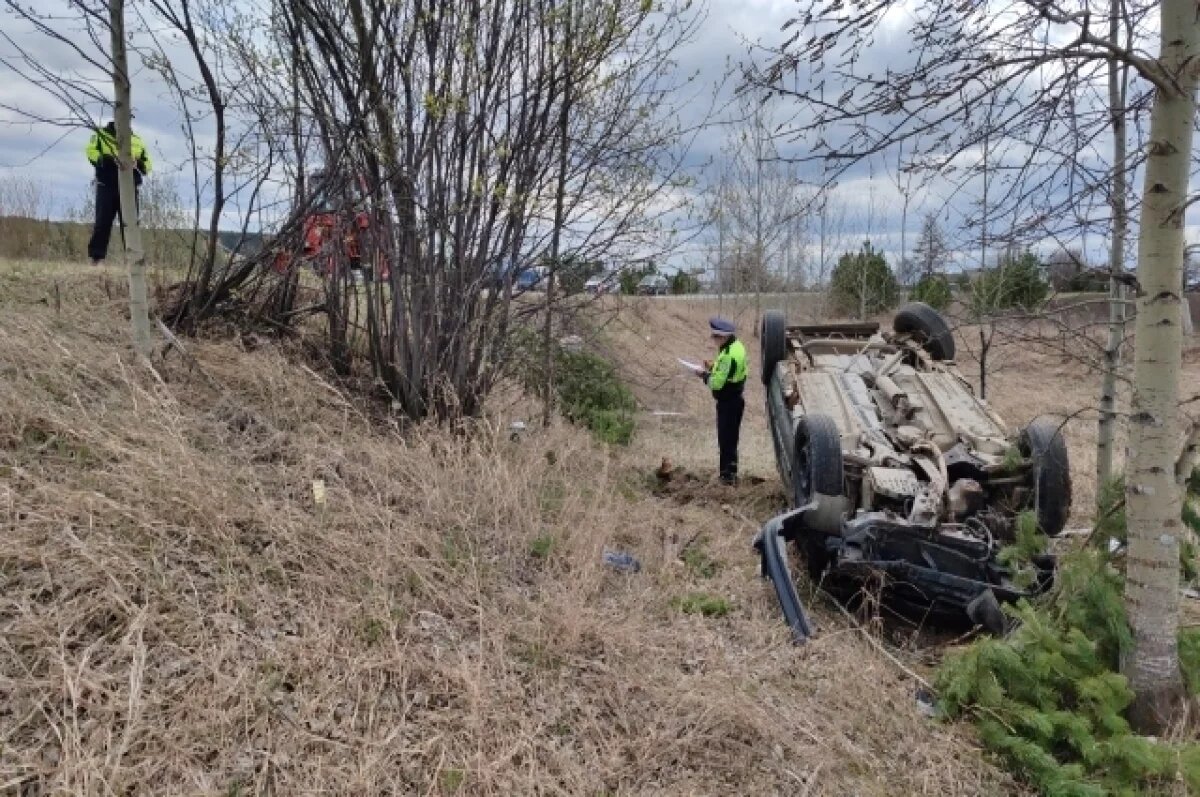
[[0, 0, 1191, 274]]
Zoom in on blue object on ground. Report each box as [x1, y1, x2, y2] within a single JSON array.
[[603, 550, 641, 573]]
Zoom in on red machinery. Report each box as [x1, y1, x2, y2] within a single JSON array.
[[272, 172, 389, 281]]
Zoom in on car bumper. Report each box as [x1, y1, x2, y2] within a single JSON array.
[[776, 510, 1054, 632]]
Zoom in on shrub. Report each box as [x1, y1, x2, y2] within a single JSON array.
[[619, 261, 657, 295], [910, 273, 952, 310], [555, 349, 637, 445], [670, 270, 701, 295], [529, 533, 556, 559], [511, 329, 637, 445], [546, 255, 603, 295], [937, 490, 1200, 795], [672, 593, 731, 618], [1064, 270, 1109, 293], [829, 242, 899, 317], [682, 540, 719, 578], [969, 252, 1049, 313]]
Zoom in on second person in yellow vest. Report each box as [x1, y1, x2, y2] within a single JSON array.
[[84, 120, 152, 266]]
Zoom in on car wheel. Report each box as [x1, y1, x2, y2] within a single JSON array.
[[761, 309, 787, 386], [894, 301, 956, 360], [793, 414, 846, 535], [1018, 417, 1072, 536]]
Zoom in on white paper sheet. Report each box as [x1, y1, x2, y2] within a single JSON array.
[[677, 358, 706, 375]]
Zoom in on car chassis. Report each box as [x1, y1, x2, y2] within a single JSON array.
[[754, 304, 1068, 640]]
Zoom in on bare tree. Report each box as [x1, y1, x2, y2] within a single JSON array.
[[542, 0, 574, 425], [0, 0, 154, 356], [139, 0, 229, 324], [912, 213, 951, 278], [2, 0, 285, 340], [810, 188, 851, 317], [107, 0, 152, 358], [1099, 0, 1133, 469], [893, 143, 917, 287], [712, 95, 803, 327], [233, 0, 700, 420]]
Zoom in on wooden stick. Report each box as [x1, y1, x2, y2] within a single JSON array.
[[156, 318, 222, 391]]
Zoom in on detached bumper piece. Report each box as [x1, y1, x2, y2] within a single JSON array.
[[753, 508, 814, 643], [756, 511, 1055, 637]]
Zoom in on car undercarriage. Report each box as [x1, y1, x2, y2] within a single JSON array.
[[754, 303, 1070, 639]]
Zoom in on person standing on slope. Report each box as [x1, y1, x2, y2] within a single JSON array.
[[698, 317, 748, 485], [86, 120, 152, 266]]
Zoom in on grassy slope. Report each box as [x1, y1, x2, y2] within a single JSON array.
[[0, 262, 1023, 795]]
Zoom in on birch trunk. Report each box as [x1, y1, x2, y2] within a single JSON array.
[[108, 0, 152, 360], [542, 0, 572, 426], [1122, 0, 1199, 731], [1096, 0, 1128, 493]]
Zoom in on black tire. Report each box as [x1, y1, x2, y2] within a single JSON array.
[[792, 414, 844, 506], [894, 302, 955, 360], [761, 309, 787, 385], [793, 414, 845, 570], [1019, 417, 1072, 536]]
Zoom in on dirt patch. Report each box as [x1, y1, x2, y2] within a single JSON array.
[[650, 463, 783, 517]]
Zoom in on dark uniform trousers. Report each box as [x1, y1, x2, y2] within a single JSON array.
[[716, 395, 745, 484], [88, 181, 138, 262]]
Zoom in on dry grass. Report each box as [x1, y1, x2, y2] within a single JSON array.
[[0, 263, 1025, 795]]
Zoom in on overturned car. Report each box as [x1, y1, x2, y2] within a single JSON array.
[[755, 302, 1069, 639]]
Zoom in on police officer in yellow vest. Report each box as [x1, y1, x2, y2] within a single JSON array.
[[699, 317, 748, 484], [85, 121, 152, 266]]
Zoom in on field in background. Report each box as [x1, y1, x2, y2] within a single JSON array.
[[0, 215, 215, 271]]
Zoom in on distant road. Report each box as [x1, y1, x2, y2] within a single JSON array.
[[637, 291, 823, 302]]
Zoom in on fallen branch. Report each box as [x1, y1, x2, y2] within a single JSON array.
[[279, 301, 328, 320], [156, 319, 223, 392]]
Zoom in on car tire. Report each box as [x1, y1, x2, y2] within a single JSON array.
[[1019, 417, 1072, 536], [893, 301, 956, 360], [761, 309, 787, 386], [793, 414, 846, 534]]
